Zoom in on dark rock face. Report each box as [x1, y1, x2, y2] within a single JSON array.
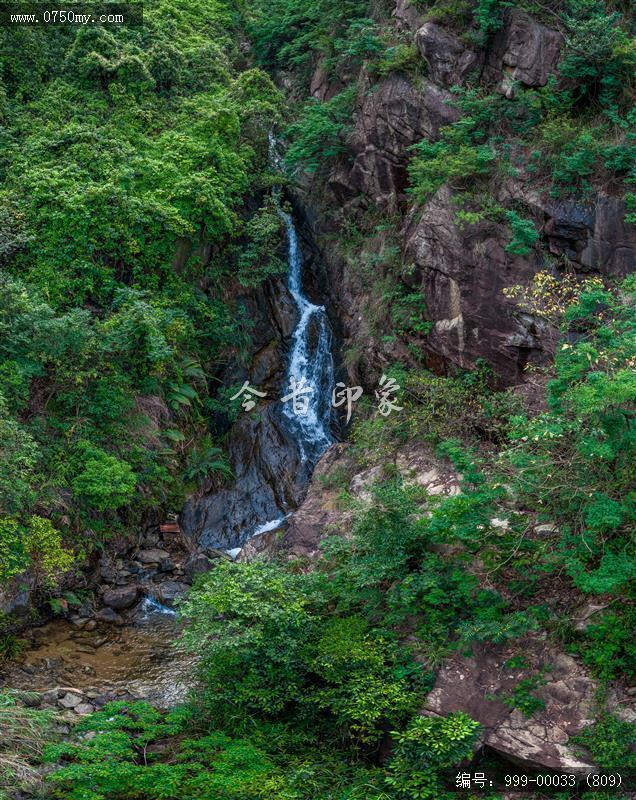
[[180, 402, 310, 549], [393, 0, 424, 32], [416, 23, 483, 87], [403, 186, 550, 383], [545, 196, 636, 276], [333, 74, 458, 210], [484, 9, 563, 96]]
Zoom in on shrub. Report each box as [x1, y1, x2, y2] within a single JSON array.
[[72, 446, 137, 512]]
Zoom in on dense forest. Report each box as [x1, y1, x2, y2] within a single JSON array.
[[0, 0, 634, 797]]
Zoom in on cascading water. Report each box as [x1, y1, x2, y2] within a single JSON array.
[[269, 132, 335, 463], [222, 139, 337, 550], [182, 138, 337, 553], [277, 204, 335, 461]]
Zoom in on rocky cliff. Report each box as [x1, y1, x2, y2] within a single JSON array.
[[295, 1, 634, 387]]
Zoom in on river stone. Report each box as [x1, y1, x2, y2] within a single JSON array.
[[183, 553, 214, 582], [102, 585, 139, 610], [96, 607, 124, 625], [153, 581, 188, 604], [59, 692, 83, 709], [138, 549, 170, 564]]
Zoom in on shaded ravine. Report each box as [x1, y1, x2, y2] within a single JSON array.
[[180, 176, 337, 552]]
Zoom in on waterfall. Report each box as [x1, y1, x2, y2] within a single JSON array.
[[277, 206, 336, 461], [223, 138, 336, 550], [267, 133, 336, 463]]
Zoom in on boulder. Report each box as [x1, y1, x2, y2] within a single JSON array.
[[95, 607, 124, 625], [58, 692, 83, 710], [74, 703, 95, 715], [137, 549, 170, 565], [423, 642, 599, 776], [0, 574, 35, 618], [484, 9, 563, 96], [102, 585, 139, 610], [183, 553, 214, 582], [416, 22, 483, 87], [153, 581, 188, 605]]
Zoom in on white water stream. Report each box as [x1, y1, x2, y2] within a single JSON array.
[[226, 140, 336, 555]]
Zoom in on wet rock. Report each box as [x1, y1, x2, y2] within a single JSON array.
[[153, 581, 188, 605], [423, 642, 598, 776], [96, 607, 124, 625], [58, 692, 83, 709], [181, 402, 310, 550], [138, 549, 170, 565], [102, 585, 139, 611], [484, 9, 563, 96], [416, 22, 483, 87]]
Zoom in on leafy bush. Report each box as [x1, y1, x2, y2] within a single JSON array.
[[285, 88, 356, 173]]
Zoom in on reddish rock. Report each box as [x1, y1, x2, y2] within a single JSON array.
[[423, 642, 599, 775], [484, 9, 563, 95], [416, 22, 483, 87]]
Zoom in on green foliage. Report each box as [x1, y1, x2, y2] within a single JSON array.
[[504, 210, 539, 255], [0, 0, 282, 582], [409, 128, 495, 202], [574, 712, 636, 774], [285, 88, 356, 173], [247, 0, 369, 73], [501, 675, 546, 718], [0, 515, 73, 585], [573, 607, 636, 682], [237, 197, 287, 287], [72, 445, 137, 513], [181, 559, 420, 743], [183, 436, 233, 485], [385, 714, 480, 799]]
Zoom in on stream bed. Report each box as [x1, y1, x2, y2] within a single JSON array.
[[1, 609, 193, 709]]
